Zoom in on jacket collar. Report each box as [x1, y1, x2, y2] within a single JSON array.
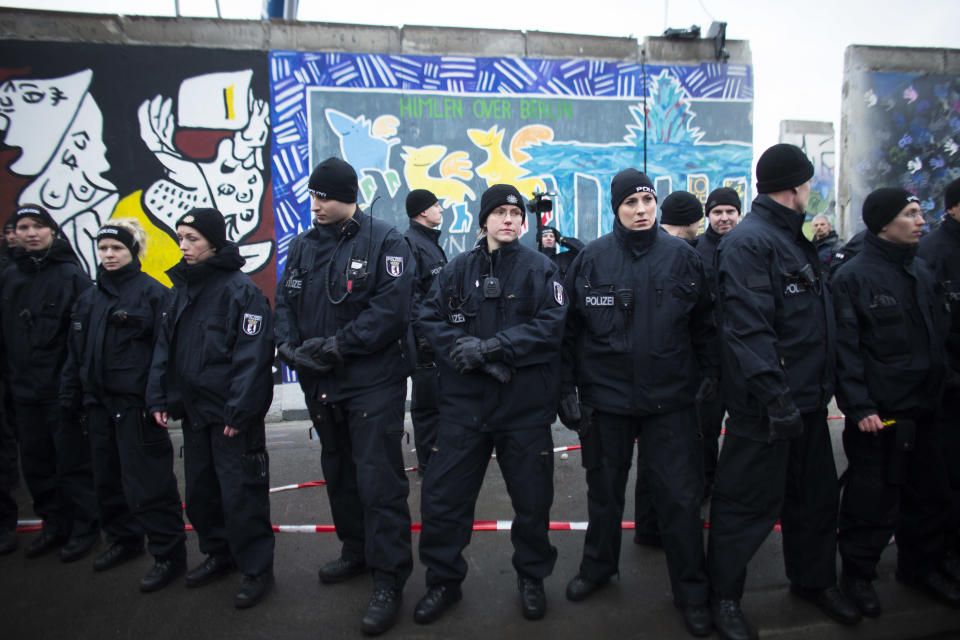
[[864, 231, 918, 266], [408, 219, 441, 244], [751, 194, 806, 240], [613, 216, 658, 257]]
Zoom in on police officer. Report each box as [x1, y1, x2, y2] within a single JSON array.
[[539, 225, 583, 280], [659, 190, 704, 244], [707, 144, 860, 640], [694, 188, 741, 494], [404, 188, 447, 474], [414, 184, 566, 625], [833, 187, 958, 615], [812, 215, 842, 267], [274, 158, 414, 635], [0, 204, 99, 562], [60, 219, 186, 591], [918, 176, 960, 584], [633, 188, 708, 545], [147, 208, 275, 609], [0, 360, 16, 555], [560, 170, 716, 638]]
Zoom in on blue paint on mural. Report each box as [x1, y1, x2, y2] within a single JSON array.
[[268, 51, 754, 275], [849, 71, 960, 229]]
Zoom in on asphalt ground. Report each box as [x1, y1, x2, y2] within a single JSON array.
[[2, 404, 959, 639]]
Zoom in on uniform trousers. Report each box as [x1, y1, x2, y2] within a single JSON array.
[[306, 381, 412, 588], [419, 422, 557, 586], [181, 420, 274, 576], [839, 414, 949, 580], [410, 365, 441, 472], [87, 403, 185, 560], [707, 409, 838, 599], [14, 401, 98, 540], [581, 406, 707, 606]]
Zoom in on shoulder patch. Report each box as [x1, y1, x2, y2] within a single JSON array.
[[553, 280, 565, 305], [385, 255, 404, 277], [242, 313, 263, 336]]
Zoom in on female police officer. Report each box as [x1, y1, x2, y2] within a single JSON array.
[[559, 169, 717, 638], [414, 184, 567, 624], [60, 219, 186, 591], [146, 208, 275, 609], [0, 204, 99, 562]]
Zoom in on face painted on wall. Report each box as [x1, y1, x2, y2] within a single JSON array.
[[199, 137, 265, 242]]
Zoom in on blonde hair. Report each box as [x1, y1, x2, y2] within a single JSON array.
[[100, 218, 147, 258]]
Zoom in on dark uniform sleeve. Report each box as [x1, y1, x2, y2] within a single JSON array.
[[224, 285, 275, 431], [59, 292, 89, 409], [273, 235, 302, 348], [830, 273, 876, 422], [419, 266, 467, 370], [688, 254, 720, 378], [145, 290, 174, 413], [717, 239, 789, 405], [560, 252, 586, 394], [336, 230, 415, 358], [495, 258, 567, 368]]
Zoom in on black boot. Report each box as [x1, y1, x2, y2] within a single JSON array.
[[319, 556, 367, 584], [185, 555, 236, 588], [840, 574, 881, 618], [898, 569, 960, 608], [711, 598, 756, 640], [518, 577, 546, 620], [0, 528, 17, 555], [60, 532, 100, 563], [790, 583, 862, 625], [414, 584, 462, 624], [140, 557, 186, 593], [235, 571, 274, 609], [681, 603, 713, 637], [24, 530, 65, 558], [361, 585, 402, 635], [565, 574, 608, 602], [93, 542, 144, 572]]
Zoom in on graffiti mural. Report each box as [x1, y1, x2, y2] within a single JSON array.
[[269, 52, 753, 270], [780, 125, 836, 223], [847, 71, 960, 230], [0, 41, 275, 295]]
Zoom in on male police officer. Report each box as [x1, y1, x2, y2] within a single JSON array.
[[403, 189, 447, 474], [660, 190, 705, 244], [415, 184, 566, 624], [707, 144, 860, 640], [918, 176, 960, 584], [274, 158, 415, 635], [813, 215, 842, 267], [833, 187, 957, 616], [561, 169, 717, 638]]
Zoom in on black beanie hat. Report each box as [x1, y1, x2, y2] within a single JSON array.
[[610, 168, 656, 213], [406, 189, 439, 218], [540, 226, 560, 238], [13, 204, 58, 233], [96, 225, 139, 256], [755, 144, 815, 194], [308, 157, 359, 204], [479, 184, 525, 228], [3, 218, 14, 231], [660, 191, 704, 225], [944, 177, 960, 211], [862, 187, 919, 234], [176, 207, 227, 249], [705, 187, 742, 215]]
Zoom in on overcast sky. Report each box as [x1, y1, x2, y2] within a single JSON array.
[[1, 0, 957, 162]]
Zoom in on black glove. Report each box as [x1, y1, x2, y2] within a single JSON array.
[[450, 336, 502, 373], [108, 309, 129, 326], [294, 337, 334, 375], [767, 393, 803, 442], [318, 336, 342, 365], [557, 391, 582, 431], [481, 362, 512, 383], [277, 342, 298, 368], [695, 377, 719, 404]]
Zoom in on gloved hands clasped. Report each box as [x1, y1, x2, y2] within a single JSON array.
[[294, 336, 342, 375], [450, 336, 503, 373], [557, 391, 582, 431]]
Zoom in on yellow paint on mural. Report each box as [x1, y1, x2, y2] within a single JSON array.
[[110, 190, 181, 287], [400, 145, 476, 205], [467, 125, 545, 198], [224, 85, 235, 121]]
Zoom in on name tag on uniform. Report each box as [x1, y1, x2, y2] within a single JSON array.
[[585, 294, 615, 307], [286, 278, 302, 289], [449, 312, 466, 323]]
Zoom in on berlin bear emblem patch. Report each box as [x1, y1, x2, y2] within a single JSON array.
[[385, 255, 404, 277], [553, 281, 565, 305], [242, 313, 263, 336]]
